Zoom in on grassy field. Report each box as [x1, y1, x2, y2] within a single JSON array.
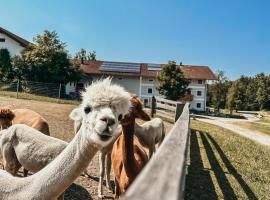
[[0, 91, 80, 105], [185, 120, 270, 200]]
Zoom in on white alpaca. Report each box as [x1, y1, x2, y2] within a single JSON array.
[[70, 107, 122, 198], [134, 118, 165, 158], [0, 126, 67, 176], [0, 77, 131, 200]]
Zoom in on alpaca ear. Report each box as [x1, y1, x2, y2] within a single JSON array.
[[69, 107, 83, 121], [8, 111, 15, 121]]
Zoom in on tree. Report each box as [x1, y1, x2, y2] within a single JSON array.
[[19, 30, 81, 83], [255, 73, 270, 110], [156, 61, 190, 101], [75, 48, 96, 61], [207, 70, 231, 111], [87, 51, 96, 61], [227, 81, 242, 114], [0, 48, 13, 80]]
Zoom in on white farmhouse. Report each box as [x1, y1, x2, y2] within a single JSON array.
[[66, 60, 216, 111], [0, 27, 29, 56]]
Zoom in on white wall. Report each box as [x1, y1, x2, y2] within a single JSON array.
[[65, 82, 76, 94], [0, 33, 24, 56], [188, 79, 206, 111]]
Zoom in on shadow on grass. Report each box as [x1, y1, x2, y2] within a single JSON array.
[[185, 130, 218, 200], [185, 130, 257, 200], [200, 132, 237, 199], [206, 133, 257, 200]]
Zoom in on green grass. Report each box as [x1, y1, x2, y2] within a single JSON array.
[[154, 114, 174, 124], [0, 91, 80, 105], [185, 120, 270, 200]]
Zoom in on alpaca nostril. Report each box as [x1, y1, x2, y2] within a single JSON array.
[[100, 118, 115, 126], [100, 118, 107, 122], [107, 119, 115, 126]]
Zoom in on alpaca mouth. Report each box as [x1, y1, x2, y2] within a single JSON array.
[[99, 134, 112, 141], [95, 128, 112, 141]]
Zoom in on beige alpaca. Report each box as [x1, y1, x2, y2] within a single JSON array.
[[0, 78, 131, 200], [134, 118, 165, 158]]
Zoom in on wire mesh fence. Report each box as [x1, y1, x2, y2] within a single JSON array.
[[0, 80, 79, 104]]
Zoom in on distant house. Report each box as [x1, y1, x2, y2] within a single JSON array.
[[66, 60, 216, 111], [0, 27, 29, 56]]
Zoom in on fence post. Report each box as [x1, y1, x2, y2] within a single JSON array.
[[151, 96, 156, 118], [16, 80, 19, 99], [58, 83, 62, 99], [175, 103, 185, 122]]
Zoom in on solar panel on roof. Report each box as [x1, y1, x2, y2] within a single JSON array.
[[148, 63, 161, 71], [100, 61, 141, 73]]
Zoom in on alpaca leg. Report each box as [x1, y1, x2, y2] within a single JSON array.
[[105, 152, 113, 190], [114, 178, 120, 200], [23, 168, 28, 177], [148, 145, 154, 158], [2, 144, 21, 176], [98, 152, 106, 198], [153, 143, 156, 154]]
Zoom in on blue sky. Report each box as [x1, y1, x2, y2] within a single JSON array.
[[1, 0, 270, 79]]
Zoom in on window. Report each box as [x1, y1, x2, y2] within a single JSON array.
[[148, 88, 153, 94], [198, 80, 203, 84], [0, 38, 5, 42], [144, 99, 148, 106], [197, 103, 201, 108], [149, 79, 153, 82], [197, 91, 202, 96]]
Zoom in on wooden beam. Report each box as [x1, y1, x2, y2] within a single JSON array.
[[123, 104, 190, 200]]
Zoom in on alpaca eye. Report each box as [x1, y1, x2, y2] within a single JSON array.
[[118, 114, 123, 121], [84, 106, 92, 114]]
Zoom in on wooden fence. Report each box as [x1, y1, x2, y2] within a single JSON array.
[[151, 96, 185, 122], [124, 103, 190, 200]]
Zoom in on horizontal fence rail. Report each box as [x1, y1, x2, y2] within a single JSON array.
[[124, 103, 190, 200], [152, 96, 185, 122]]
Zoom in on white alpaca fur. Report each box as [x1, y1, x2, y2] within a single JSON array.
[[0, 77, 131, 200], [70, 107, 122, 198], [0, 125, 67, 176], [134, 118, 165, 158]]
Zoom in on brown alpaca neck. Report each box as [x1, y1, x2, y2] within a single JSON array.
[[122, 120, 139, 179]]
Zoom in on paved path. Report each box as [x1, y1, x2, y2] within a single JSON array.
[[195, 114, 270, 146]]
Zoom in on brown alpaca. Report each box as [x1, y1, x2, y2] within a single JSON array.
[[0, 107, 50, 135], [0, 107, 50, 176], [111, 96, 151, 199]]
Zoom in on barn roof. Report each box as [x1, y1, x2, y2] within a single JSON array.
[[77, 60, 217, 80]]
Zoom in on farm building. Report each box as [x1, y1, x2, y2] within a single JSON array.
[[0, 27, 29, 56], [66, 60, 217, 111]]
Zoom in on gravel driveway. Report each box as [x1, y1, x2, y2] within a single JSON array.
[[195, 114, 270, 146]]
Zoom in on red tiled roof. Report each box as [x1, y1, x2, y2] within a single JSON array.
[[0, 27, 30, 47], [78, 60, 217, 80], [180, 65, 217, 80]]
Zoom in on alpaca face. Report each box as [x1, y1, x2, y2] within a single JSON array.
[[0, 108, 14, 130], [73, 78, 131, 147]]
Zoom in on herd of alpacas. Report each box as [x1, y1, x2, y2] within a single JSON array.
[[0, 77, 165, 200]]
